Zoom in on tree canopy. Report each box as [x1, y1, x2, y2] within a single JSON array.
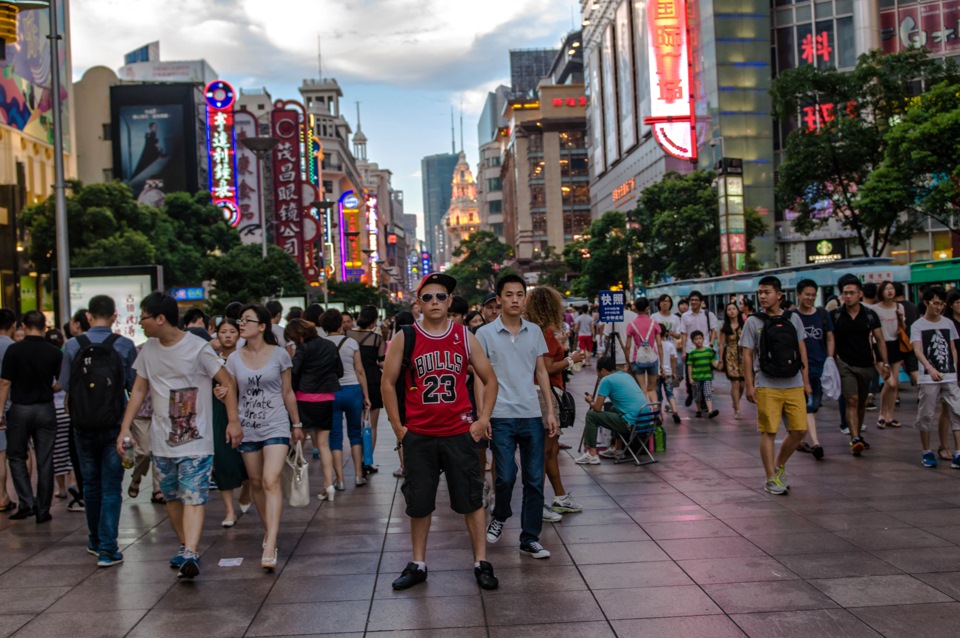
[[444, 230, 516, 305], [205, 244, 306, 312], [771, 49, 960, 256], [20, 181, 241, 288], [562, 211, 631, 297]]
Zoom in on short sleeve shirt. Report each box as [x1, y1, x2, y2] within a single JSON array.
[[739, 312, 807, 389], [575, 314, 594, 337], [625, 314, 661, 362], [540, 326, 566, 389], [679, 310, 718, 353], [476, 317, 548, 419], [597, 371, 648, 425], [226, 346, 293, 441], [796, 308, 834, 376], [831, 304, 882, 368], [910, 316, 959, 384], [324, 335, 360, 386], [133, 333, 223, 457]]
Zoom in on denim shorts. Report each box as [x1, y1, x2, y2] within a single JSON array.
[[238, 437, 290, 453], [806, 376, 823, 414], [153, 454, 214, 506], [631, 360, 659, 375]]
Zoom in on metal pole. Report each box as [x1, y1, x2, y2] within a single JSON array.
[[49, 2, 70, 324]]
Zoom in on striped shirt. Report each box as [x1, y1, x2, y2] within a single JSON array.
[[688, 347, 716, 381]]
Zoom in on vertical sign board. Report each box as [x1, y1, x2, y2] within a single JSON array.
[[366, 194, 380, 286], [598, 290, 626, 323], [271, 108, 305, 271], [718, 160, 746, 275], [233, 110, 263, 246], [204, 80, 241, 226], [339, 191, 364, 283], [644, 0, 697, 162], [421, 251, 432, 276]]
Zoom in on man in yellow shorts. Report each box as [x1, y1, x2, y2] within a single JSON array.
[[741, 276, 812, 495]]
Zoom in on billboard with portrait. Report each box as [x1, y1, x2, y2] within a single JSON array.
[[111, 84, 201, 206]]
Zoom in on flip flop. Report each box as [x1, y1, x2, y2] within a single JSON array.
[[876, 419, 886, 429], [888, 420, 901, 428], [939, 448, 953, 461], [150, 492, 166, 505]]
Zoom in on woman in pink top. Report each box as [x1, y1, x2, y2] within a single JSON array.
[[624, 298, 663, 402]]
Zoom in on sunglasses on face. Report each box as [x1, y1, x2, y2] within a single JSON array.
[[420, 292, 449, 303]]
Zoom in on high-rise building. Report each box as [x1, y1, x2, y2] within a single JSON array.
[[510, 49, 561, 95], [420, 152, 459, 261], [477, 86, 511, 238]]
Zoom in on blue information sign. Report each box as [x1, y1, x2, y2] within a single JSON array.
[[598, 290, 625, 322], [170, 287, 205, 301]]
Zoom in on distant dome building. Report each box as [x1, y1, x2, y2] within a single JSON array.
[[443, 151, 480, 265]]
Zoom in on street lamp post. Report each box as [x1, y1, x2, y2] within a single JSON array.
[[625, 210, 640, 300], [239, 136, 279, 259], [308, 200, 335, 307]]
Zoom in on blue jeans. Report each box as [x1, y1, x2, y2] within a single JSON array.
[[490, 417, 545, 545], [75, 427, 124, 553], [330, 384, 363, 451]]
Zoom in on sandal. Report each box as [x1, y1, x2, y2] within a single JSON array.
[[876, 419, 886, 429], [888, 420, 901, 428], [150, 492, 166, 505], [939, 448, 952, 461], [128, 481, 141, 499]]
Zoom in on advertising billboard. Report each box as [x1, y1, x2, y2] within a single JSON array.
[[234, 110, 263, 245], [111, 84, 201, 206], [66, 266, 162, 346], [204, 80, 240, 226], [0, 0, 72, 150]]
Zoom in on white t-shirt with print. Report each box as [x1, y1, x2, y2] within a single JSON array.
[[911, 316, 959, 385], [133, 333, 223, 458]]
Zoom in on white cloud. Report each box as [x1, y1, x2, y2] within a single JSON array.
[[70, 0, 572, 89]]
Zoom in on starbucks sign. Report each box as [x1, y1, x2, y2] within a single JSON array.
[[805, 239, 846, 264]]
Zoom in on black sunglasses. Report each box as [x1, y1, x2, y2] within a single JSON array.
[[420, 292, 449, 303]]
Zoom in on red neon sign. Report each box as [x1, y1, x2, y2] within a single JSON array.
[[800, 31, 833, 64], [644, 0, 697, 162], [551, 97, 589, 107]]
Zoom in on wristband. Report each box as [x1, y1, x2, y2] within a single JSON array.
[[291, 423, 303, 428], [565, 357, 574, 370]]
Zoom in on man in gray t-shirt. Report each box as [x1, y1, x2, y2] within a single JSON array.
[[740, 276, 811, 496]]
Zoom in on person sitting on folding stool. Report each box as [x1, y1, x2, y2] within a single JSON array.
[[575, 357, 650, 465]]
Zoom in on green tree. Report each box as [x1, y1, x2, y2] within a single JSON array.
[[444, 230, 515, 304], [860, 80, 960, 238], [20, 182, 240, 287], [533, 245, 570, 293], [205, 244, 306, 312], [563, 211, 630, 297], [629, 170, 767, 282], [771, 49, 960, 256]]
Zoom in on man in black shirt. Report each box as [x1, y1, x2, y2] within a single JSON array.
[[896, 282, 920, 386], [0, 311, 63, 522], [830, 275, 889, 456]]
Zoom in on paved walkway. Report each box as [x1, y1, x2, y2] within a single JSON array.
[[1, 369, 959, 637]]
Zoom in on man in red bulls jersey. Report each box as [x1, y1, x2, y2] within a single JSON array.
[[382, 273, 500, 591]]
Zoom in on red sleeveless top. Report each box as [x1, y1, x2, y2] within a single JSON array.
[[404, 322, 474, 436]]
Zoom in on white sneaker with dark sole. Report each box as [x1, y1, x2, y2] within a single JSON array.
[[519, 542, 551, 559], [486, 519, 505, 544]]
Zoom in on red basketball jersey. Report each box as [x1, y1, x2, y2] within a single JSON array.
[[403, 321, 474, 436]]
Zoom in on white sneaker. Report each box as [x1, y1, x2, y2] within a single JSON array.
[[542, 506, 563, 523], [599, 448, 623, 459], [574, 452, 600, 465], [520, 541, 551, 559], [552, 494, 583, 513]]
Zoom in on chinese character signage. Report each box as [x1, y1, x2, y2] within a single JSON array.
[[271, 107, 305, 272], [204, 81, 240, 226], [234, 110, 263, 246], [339, 191, 364, 283], [718, 167, 746, 276], [366, 194, 380, 286], [598, 290, 625, 323], [644, 0, 697, 162], [880, 1, 960, 55]]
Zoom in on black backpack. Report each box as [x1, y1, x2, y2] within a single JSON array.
[[67, 334, 126, 430], [395, 325, 417, 423], [755, 312, 803, 378], [552, 387, 576, 429]]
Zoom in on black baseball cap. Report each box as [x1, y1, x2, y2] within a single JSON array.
[[417, 272, 457, 295], [482, 292, 498, 306]]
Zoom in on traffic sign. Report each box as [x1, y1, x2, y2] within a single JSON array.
[[598, 290, 625, 322]]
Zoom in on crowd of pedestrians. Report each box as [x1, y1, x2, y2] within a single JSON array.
[[0, 268, 954, 593]]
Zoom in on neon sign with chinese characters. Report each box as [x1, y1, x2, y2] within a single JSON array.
[[204, 80, 240, 226], [644, 0, 697, 162], [550, 97, 589, 107], [366, 194, 380, 286], [800, 31, 833, 65]]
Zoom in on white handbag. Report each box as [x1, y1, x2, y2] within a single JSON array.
[[282, 441, 311, 507]]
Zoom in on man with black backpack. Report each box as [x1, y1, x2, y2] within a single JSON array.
[[60, 295, 137, 567], [740, 276, 812, 495]]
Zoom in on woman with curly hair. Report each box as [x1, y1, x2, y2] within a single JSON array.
[[523, 286, 585, 522]]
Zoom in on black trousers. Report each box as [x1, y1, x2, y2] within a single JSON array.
[[6, 402, 57, 516]]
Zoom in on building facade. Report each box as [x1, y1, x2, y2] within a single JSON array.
[[420, 152, 459, 262], [442, 152, 481, 266]]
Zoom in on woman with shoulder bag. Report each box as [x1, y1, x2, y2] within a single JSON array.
[[347, 305, 386, 475], [523, 287, 585, 521]]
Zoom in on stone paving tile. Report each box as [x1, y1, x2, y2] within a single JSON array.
[[10, 610, 147, 638], [127, 606, 258, 638], [704, 580, 839, 614], [488, 621, 616, 637], [366, 595, 486, 631], [611, 616, 746, 637], [850, 602, 960, 637], [808, 574, 953, 607], [595, 584, 723, 619], [677, 556, 799, 584], [776, 551, 904, 579], [730, 609, 882, 638]]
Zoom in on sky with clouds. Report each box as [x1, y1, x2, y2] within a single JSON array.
[[69, 0, 579, 238]]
